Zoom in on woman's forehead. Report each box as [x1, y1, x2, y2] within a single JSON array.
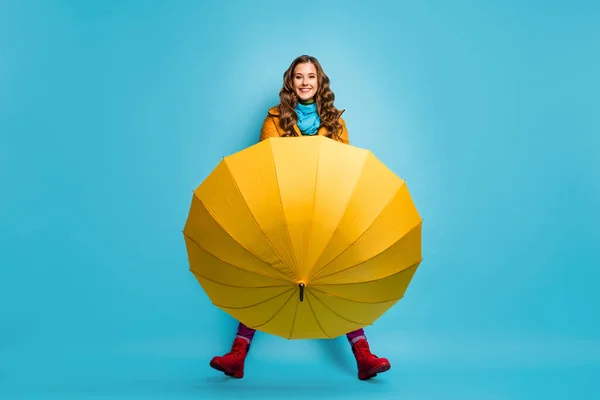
[[294, 62, 317, 74]]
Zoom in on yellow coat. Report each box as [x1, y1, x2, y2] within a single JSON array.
[[259, 106, 349, 144]]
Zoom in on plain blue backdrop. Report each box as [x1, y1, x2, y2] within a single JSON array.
[[1, 0, 599, 398]]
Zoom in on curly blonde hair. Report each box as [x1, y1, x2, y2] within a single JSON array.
[[278, 55, 343, 141]]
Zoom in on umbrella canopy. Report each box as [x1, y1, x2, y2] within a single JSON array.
[[183, 136, 422, 339]]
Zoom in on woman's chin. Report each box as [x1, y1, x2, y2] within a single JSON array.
[[297, 94, 314, 102]]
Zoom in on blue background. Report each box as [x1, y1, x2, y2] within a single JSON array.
[[2, 0, 599, 398]]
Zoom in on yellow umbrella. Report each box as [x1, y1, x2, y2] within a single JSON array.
[[183, 136, 422, 340]]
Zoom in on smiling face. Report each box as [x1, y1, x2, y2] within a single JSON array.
[[293, 62, 318, 102]]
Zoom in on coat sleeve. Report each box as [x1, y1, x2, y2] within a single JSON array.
[[259, 115, 280, 142], [339, 117, 350, 144]]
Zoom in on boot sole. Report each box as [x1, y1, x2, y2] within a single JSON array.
[[210, 360, 244, 379], [358, 362, 391, 380]]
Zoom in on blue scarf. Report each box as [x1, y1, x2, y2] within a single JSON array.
[[294, 102, 320, 135]]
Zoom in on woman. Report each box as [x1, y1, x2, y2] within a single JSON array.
[[209, 55, 391, 381]]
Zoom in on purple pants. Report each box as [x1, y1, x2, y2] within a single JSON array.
[[236, 322, 365, 342]]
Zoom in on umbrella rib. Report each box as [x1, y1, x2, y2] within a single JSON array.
[[267, 140, 301, 277], [190, 270, 290, 289], [246, 289, 296, 330], [303, 140, 321, 278], [183, 229, 292, 283], [287, 293, 301, 340], [303, 157, 369, 280], [221, 159, 300, 279], [312, 261, 421, 288], [308, 289, 373, 326], [194, 191, 293, 280], [310, 222, 422, 283], [309, 286, 405, 305], [212, 287, 295, 310], [305, 293, 333, 339], [308, 182, 412, 281]]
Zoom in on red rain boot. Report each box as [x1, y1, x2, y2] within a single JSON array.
[[352, 339, 391, 380], [209, 337, 249, 379]]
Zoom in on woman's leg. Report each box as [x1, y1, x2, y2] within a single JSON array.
[[346, 328, 366, 345], [236, 321, 257, 344]]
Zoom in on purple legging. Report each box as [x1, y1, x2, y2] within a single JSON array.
[[236, 321, 365, 342]]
